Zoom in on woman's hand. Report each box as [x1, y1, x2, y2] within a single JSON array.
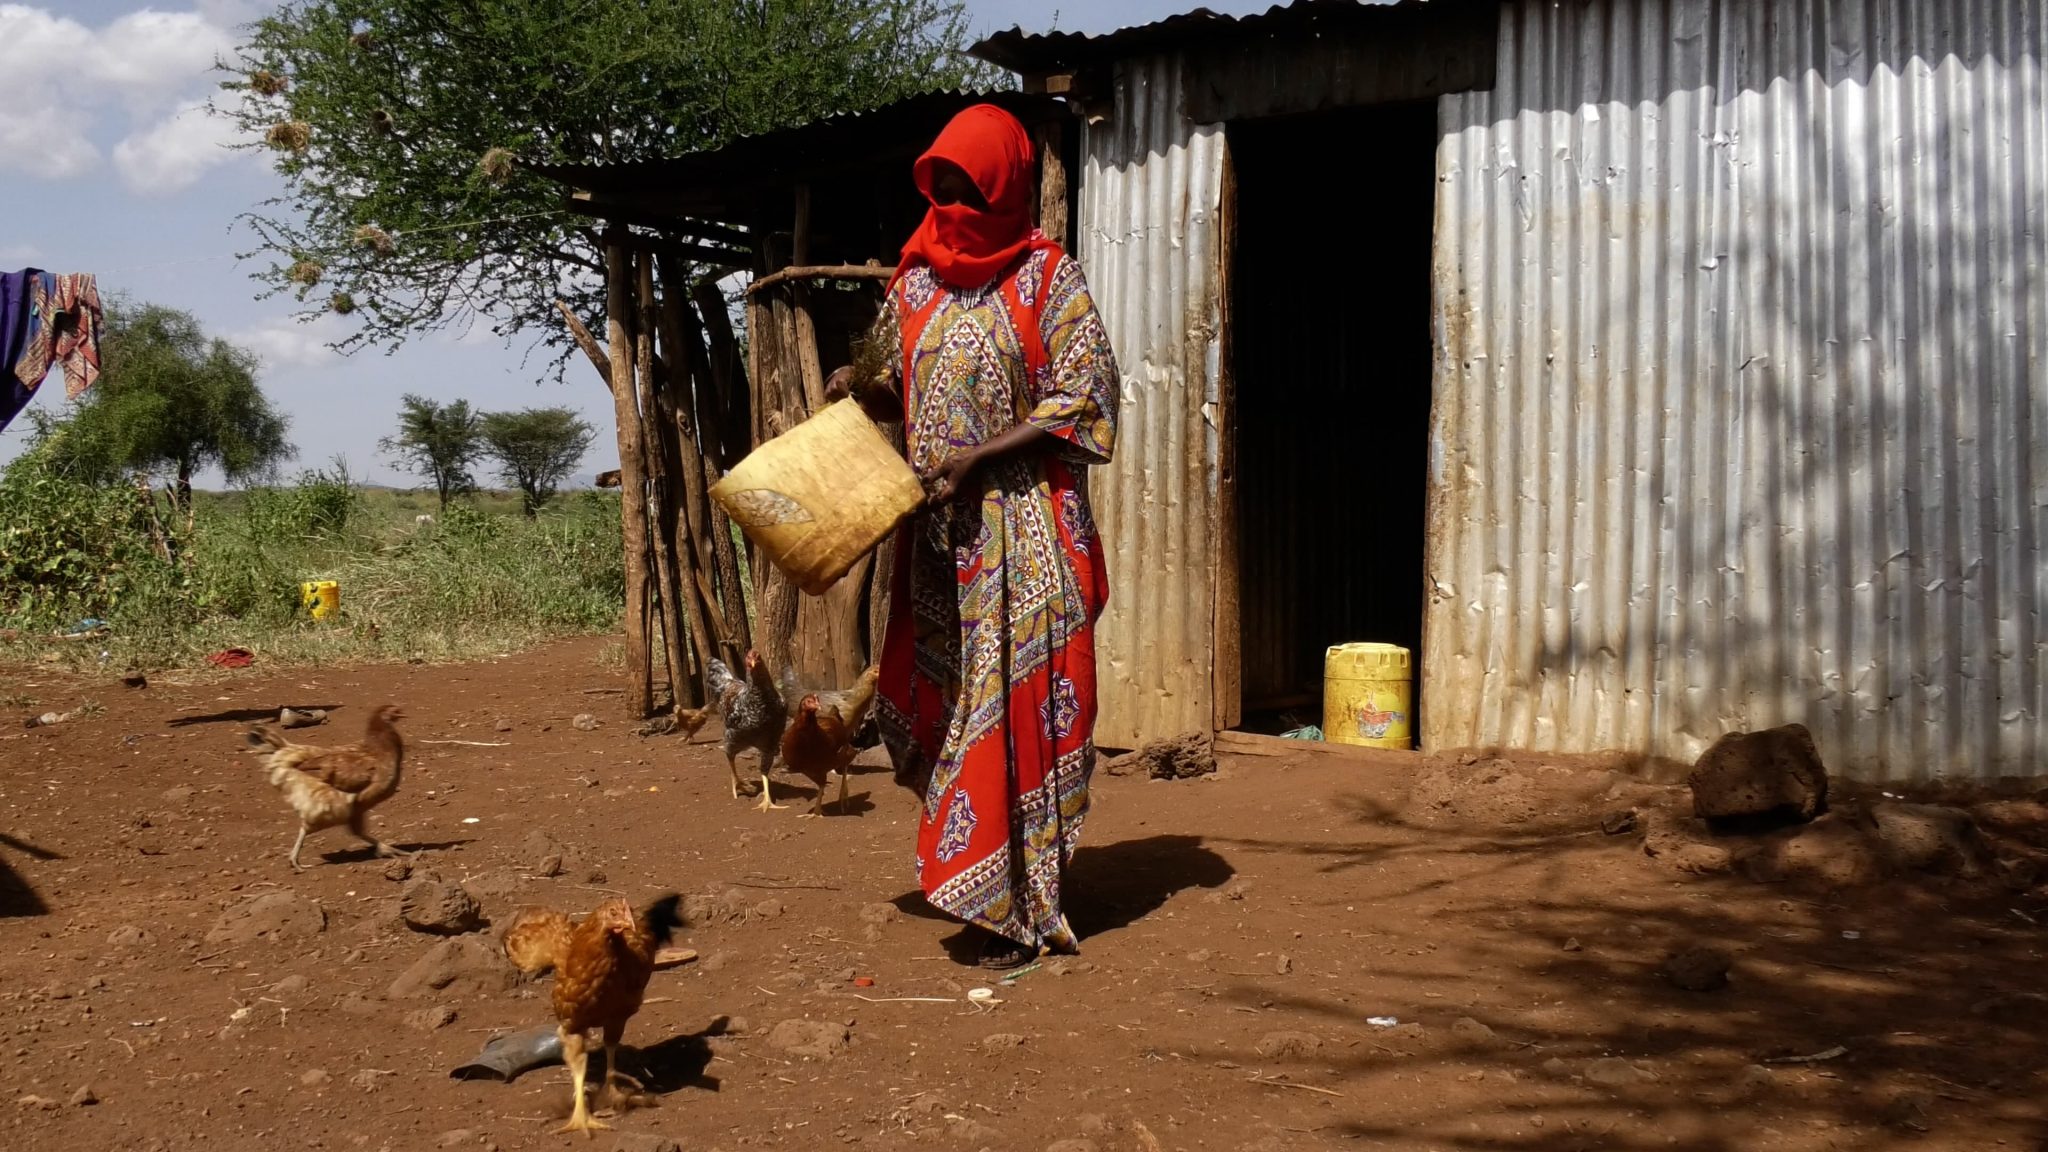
[[825, 365, 904, 422], [926, 448, 983, 504]]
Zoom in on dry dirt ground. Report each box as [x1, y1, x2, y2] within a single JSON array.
[[2, 640, 2045, 1152]]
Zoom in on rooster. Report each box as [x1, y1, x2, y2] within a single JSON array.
[[705, 650, 787, 811], [247, 704, 406, 870], [779, 666, 880, 816], [503, 894, 685, 1135]]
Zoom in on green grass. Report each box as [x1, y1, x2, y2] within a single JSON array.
[[0, 453, 625, 672]]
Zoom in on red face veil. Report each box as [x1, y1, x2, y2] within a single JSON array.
[[895, 104, 1050, 290]]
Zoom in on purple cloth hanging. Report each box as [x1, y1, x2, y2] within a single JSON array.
[[0, 268, 35, 433]]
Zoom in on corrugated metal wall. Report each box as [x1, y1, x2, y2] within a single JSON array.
[[1077, 52, 1227, 749], [1428, 0, 2048, 781]]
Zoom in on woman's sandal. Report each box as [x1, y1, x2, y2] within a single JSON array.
[[977, 932, 1036, 971]]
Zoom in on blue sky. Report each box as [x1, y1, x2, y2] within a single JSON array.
[[0, 0, 1276, 487]]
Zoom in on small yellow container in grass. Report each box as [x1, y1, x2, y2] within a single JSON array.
[[300, 580, 340, 621], [711, 399, 925, 596], [1323, 642, 1412, 749]]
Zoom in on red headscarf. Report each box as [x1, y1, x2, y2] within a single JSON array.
[[894, 104, 1055, 290]]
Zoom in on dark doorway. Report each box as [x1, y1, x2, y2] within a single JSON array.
[[1227, 101, 1437, 730]]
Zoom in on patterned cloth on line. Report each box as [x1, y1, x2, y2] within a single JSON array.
[[1, 269, 104, 432], [874, 242, 1121, 956]]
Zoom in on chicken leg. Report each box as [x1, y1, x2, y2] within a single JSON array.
[[594, 1022, 640, 1110], [755, 770, 786, 812], [348, 810, 398, 859], [554, 1028, 610, 1135], [288, 823, 312, 872], [723, 752, 746, 801]]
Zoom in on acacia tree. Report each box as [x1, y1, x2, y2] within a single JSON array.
[[220, 0, 996, 362], [481, 407, 595, 517], [36, 304, 292, 515], [381, 394, 484, 508]]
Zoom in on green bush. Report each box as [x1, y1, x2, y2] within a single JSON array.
[[0, 449, 624, 669]]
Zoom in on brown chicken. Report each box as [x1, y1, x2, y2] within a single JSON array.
[[779, 666, 880, 817], [503, 894, 685, 1135], [248, 704, 406, 870]]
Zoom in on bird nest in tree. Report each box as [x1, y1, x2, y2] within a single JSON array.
[[370, 109, 395, 136], [287, 260, 325, 287], [251, 69, 288, 97], [478, 147, 516, 185], [353, 226, 396, 257], [266, 121, 312, 152], [329, 292, 357, 315]]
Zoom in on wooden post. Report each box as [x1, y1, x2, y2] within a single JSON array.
[[1036, 120, 1069, 247], [636, 252, 695, 710], [671, 273, 752, 659], [603, 232, 653, 717], [791, 184, 828, 412], [653, 255, 730, 671]]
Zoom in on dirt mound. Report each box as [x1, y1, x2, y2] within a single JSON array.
[[205, 892, 326, 947], [1104, 732, 1215, 780]]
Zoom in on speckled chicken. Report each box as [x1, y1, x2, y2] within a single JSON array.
[[502, 894, 684, 1135], [705, 650, 787, 811], [247, 704, 406, 870]]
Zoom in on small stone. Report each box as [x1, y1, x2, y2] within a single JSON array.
[[607, 1137, 680, 1152], [1689, 723, 1827, 824], [1585, 1057, 1655, 1087], [300, 1069, 331, 1088], [1253, 1031, 1321, 1058], [382, 857, 414, 883], [767, 1019, 850, 1059], [573, 713, 601, 732], [1451, 1017, 1500, 1047], [406, 1005, 459, 1032], [1186, 949, 1213, 964], [68, 1085, 98, 1107], [106, 925, 153, 949], [494, 718, 514, 733], [749, 898, 785, 921], [438, 1131, 475, 1148], [1274, 954, 1293, 975], [979, 1032, 1028, 1052], [537, 854, 564, 878], [1662, 947, 1732, 992], [1562, 937, 1583, 952], [271, 974, 311, 995], [584, 868, 607, 884], [16, 1094, 58, 1111], [348, 1069, 390, 1093], [1600, 809, 1639, 835]]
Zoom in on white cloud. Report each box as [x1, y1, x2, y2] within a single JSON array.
[[0, 4, 239, 183], [114, 99, 246, 194], [234, 313, 347, 372]]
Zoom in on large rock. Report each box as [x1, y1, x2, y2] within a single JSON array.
[[1688, 724, 1827, 825], [400, 878, 486, 935]]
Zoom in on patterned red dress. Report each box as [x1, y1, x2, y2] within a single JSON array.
[[875, 240, 1120, 955]]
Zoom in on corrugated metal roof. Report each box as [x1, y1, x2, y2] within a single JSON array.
[[972, 0, 1491, 75], [523, 89, 1065, 222], [1425, 0, 2048, 782]]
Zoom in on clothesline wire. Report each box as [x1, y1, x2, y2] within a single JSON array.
[[89, 209, 575, 278]]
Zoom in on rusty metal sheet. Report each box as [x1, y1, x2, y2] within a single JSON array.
[[1077, 52, 1228, 748]]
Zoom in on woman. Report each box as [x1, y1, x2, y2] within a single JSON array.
[[827, 104, 1120, 969]]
